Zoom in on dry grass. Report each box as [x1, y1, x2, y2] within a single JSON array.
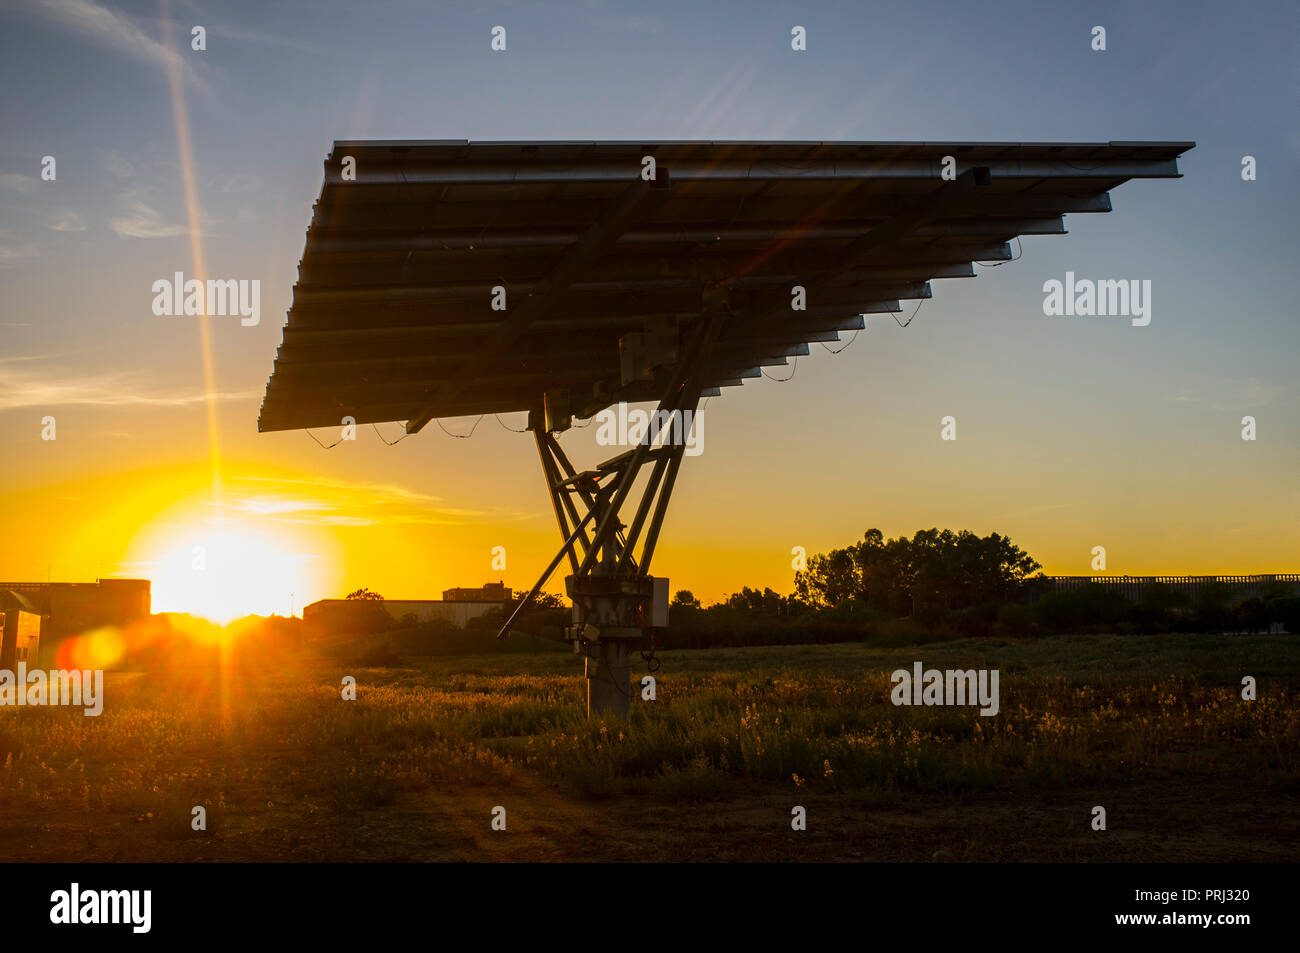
[[1, 633, 1295, 861]]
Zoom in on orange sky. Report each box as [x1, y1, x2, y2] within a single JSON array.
[[1, 0, 1296, 622], [2, 362, 1296, 621]]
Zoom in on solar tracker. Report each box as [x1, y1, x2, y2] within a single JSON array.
[[257, 139, 1193, 435], [259, 138, 1192, 716]]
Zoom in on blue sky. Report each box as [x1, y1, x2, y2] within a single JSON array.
[[0, 0, 1296, 609]]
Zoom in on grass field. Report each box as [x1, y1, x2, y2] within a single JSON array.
[[2, 633, 1296, 861]]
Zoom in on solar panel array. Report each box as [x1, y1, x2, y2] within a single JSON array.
[[257, 139, 1192, 433]]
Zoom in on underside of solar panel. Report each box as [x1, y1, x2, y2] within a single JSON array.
[[256, 139, 1193, 434]]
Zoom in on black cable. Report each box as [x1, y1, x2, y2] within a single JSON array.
[[305, 428, 343, 449], [821, 328, 862, 354], [372, 423, 408, 446], [495, 414, 528, 433], [976, 235, 1023, 268], [436, 415, 486, 438], [892, 298, 925, 328], [761, 354, 797, 382]]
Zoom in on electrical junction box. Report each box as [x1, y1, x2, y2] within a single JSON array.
[[543, 389, 572, 432], [648, 576, 670, 628], [619, 319, 678, 386]]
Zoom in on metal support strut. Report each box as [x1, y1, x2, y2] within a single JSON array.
[[497, 312, 722, 717]]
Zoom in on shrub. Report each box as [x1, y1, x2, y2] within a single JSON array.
[[992, 602, 1036, 638], [1267, 596, 1300, 633], [1033, 586, 1128, 633], [356, 641, 401, 667], [1233, 597, 1269, 634]]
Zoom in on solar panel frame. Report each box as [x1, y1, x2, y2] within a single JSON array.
[[258, 139, 1193, 434]]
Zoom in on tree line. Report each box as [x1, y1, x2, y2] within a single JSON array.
[[666, 528, 1299, 648], [319, 529, 1298, 657]]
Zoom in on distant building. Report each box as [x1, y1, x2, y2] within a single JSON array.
[[442, 581, 512, 602], [0, 578, 151, 667], [304, 584, 512, 635], [0, 591, 42, 668]]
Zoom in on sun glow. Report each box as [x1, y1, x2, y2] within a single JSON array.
[[129, 511, 317, 624]]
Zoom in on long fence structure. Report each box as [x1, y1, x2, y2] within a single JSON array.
[[1027, 574, 1300, 604]]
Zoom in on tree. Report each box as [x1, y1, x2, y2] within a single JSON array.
[[491, 592, 568, 639], [793, 546, 859, 610], [532, 592, 567, 611], [1233, 597, 1268, 635], [724, 586, 789, 616], [672, 590, 702, 609], [346, 588, 384, 601], [794, 527, 1041, 613]]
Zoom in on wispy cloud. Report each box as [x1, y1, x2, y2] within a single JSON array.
[[205, 22, 329, 55], [0, 362, 258, 411], [1162, 379, 1294, 413], [236, 474, 450, 506], [0, 353, 67, 364], [48, 210, 88, 232], [0, 228, 39, 264], [224, 475, 533, 527], [109, 199, 188, 238], [102, 150, 134, 178], [0, 171, 39, 193], [0, 244, 39, 264], [26, 0, 197, 83]]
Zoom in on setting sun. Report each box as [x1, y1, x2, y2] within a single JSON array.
[[128, 504, 318, 623]]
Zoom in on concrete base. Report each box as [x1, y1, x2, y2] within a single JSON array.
[[586, 639, 634, 718]]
